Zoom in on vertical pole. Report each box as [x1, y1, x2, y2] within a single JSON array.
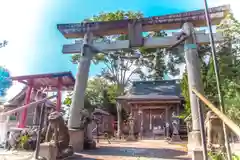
[[138, 108, 143, 139], [165, 107, 169, 138], [196, 97, 208, 160], [19, 84, 33, 128], [183, 22, 203, 148], [203, 1, 232, 159], [176, 104, 180, 130], [56, 78, 62, 112], [96, 121, 99, 143], [34, 103, 45, 160], [68, 32, 94, 129], [149, 109, 152, 130], [116, 102, 122, 139]]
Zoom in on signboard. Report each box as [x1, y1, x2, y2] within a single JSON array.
[[57, 5, 230, 39]]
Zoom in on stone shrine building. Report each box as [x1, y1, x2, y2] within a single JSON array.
[[117, 80, 185, 138]]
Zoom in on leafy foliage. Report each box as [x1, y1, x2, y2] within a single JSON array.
[[208, 151, 240, 160], [180, 13, 240, 125], [0, 66, 12, 97], [0, 40, 8, 48], [72, 11, 145, 94], [63, 92, 95, 119], [71, 10, 183, 93]]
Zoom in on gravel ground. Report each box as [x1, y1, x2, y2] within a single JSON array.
[[0, 140, 190, 160], [76, 140, 191, 160]]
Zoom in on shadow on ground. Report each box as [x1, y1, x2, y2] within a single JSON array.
[[77, 146, 190, 160]]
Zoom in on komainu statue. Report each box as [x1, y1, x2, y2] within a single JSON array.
[[78, 108, 96, 149], [79, 108, 92, 130], [205, 111, 224, 149], [45, 111, 73, 159]]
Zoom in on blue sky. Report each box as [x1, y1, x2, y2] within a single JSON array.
[[0, 0, 239, 99]]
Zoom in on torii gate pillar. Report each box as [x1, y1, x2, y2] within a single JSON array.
[[68, 32, 96, 152], [183, 22, 204, 157]]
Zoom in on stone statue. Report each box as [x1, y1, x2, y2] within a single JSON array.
[[78, 108, 96, 149], [171, 111, 179, 134], [172, 120, 179, 135], [45, 111, 73, 159], [79, 109, 92, 130], [126, 114, 136, 141], [205, 111, 224, 149], [170, 111, 181, 141]]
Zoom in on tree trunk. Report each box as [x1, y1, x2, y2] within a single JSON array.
[[116, 102, 122, 139], [116, 84, 124, 139]]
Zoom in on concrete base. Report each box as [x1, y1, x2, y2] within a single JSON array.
[[170, 134, 181, 142], [192, 148, 203, 160], [38, 142, 57, 160], [187, 131, 202, 156], [69, 129, 84, 153]]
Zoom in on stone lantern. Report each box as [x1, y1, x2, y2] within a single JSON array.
[[126, 114, 136, 141]]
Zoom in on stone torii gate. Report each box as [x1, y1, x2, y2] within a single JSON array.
[[57, 5, 229, 154]]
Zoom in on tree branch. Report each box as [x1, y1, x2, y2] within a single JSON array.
[[125, 67, 140, 86]]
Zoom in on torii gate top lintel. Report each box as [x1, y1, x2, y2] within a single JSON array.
[[57, 5, 230, 39]]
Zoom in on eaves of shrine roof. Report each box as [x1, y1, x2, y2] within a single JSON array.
[[117, 80, 184, 101], [117, 94, 183, 101]]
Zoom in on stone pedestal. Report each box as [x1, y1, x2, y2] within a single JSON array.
[[187, 131, 202, 156], [170, 134, 181, 142], [38, 142, 57, 160], [69, 129, 84, 153], [192, 148, 204, 160], [83, 123, 96, 150]]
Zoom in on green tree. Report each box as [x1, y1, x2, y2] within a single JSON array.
[[63, 77, 120, 118], [0, 66, 12, 98], [71, 11, 146, 138], [85, 77, 109, 105], [71, 11, 187, 137], [63, 92, 95, 120], [0, 40, 8, 48], [138, 31, 184, 80], [180, 13, 240, 125]]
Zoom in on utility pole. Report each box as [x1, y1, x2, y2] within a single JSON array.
[[203, 0, 232, 159]]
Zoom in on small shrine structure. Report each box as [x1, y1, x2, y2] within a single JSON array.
[[11, 71, 75, 128], [117, 80, 184, 138]]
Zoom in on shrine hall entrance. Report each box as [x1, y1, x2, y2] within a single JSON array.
[[130, 105, 181, 138], [117, 80, 184, 139], [142, 108, 166, 136]]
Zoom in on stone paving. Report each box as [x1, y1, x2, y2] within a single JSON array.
[[76, 140, 191, 160], [0, 140, 190, 160], [0, 149, 33, 160]]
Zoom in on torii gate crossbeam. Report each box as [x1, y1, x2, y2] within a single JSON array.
[[57, 5, 230, 156]]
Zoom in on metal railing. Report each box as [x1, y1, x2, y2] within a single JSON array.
[[0, 95, 57, 160], [0, 95, 57, 117], [192, 88, 240, 160]]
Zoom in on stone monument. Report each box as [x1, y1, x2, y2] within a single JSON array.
[[38, 111, 73, 160], [126, 114, 136, 141], [205, 111, 224, 151], [82, 109, 96, 150], [170, 112, 181, 142]]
